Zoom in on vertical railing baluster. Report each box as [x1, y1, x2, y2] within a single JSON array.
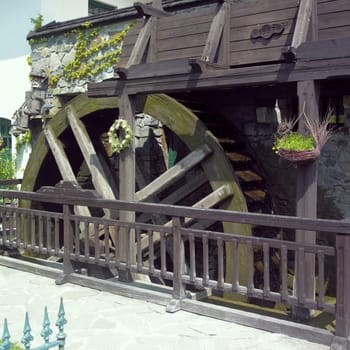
[[202, 234, 209, 286], [61, 204, 74, 277], [39, 214, 43, 252], [263, 242, 270, 296], [74, 219, 80, 257], [47, 217, 52, 254], [281, 245, 288, 302], [189, 232, 196, 283], [231, 238, 239, 292], [136, 227, 142, 273], [114, 223, 120, 268], [104, 222, 110, 262], [148, 229, 154, 275], [160, 230, 167, 278], [84, 220, 89, 260], [16, 212, 21, 248], [24, 213, 28, 249], [21, 312, 34, 350], [217, 237, 224, 289], [56, 217, 61, 256], [317, 250, 325, 309], [31, 213, 35, 248], [94, 222, 99, 262], [247, 240, 254, 294]]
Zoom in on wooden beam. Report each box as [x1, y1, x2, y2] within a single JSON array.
[[292, 0, 313, 48], [89, 57, 350, 97], [282, 0, 314, 61], [135, 144, 212, 202], [201, 1, 229, 64], [126, 17, 152, 67], [134, 2, 170, 17]]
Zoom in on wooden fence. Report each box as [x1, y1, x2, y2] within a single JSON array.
[[0, 298, 66, 350], [1, 181, 350, 349]]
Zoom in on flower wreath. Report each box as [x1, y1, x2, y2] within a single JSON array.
[[107, 119, 133, 153]]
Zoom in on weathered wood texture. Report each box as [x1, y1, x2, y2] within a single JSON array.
[[318, 0, 350, 40], [119, 0, 350, 68], [120, 0, 299, 67]]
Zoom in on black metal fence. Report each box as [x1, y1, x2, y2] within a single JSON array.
[[1, 181, 349, 349]]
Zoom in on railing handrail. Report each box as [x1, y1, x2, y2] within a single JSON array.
[[1, 187, 350, 235]]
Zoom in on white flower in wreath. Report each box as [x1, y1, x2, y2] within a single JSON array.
[[107, 119, 133, 153]]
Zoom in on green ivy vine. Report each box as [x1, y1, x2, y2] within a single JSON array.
[[15, 131, 31, 153], [48, 21, 133, 87]]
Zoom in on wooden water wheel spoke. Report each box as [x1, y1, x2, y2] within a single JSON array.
[[66, 105, 117, 212], [135, 144, 212, 202]]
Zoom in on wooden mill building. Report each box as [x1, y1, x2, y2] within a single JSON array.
[[11, 0, 350, 331]]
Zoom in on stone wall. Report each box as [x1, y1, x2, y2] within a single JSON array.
[[242, 113, 349, 220]]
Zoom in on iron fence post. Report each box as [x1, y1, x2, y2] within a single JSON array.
[[166, 216, 186, 313], [331, 233, 350, 349]]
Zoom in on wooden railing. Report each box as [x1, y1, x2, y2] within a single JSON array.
[[1, 181, 350, 349]]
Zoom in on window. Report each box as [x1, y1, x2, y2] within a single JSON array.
[[89, 0, 116, 15]]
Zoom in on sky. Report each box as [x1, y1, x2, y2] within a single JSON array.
[[0, 0, 41, 60], [0, 1, 41, 118]]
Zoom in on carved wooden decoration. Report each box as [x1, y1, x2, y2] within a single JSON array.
[[251, 23, 285, 40]]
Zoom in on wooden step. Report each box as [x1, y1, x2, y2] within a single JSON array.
[[226, 152, 251, 163], [235, 170, 263, 183], [244, 189, 266, 202]]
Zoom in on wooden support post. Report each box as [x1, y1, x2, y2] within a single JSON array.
[[118, 93, 136, 281], [166, 217, 186, 313], [331, 234, 350, 349], [293, 80, 319, 321]]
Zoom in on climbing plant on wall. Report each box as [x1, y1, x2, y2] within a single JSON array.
[[48, 21, 133, 88]]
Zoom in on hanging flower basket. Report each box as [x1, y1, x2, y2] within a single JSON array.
[[272, 106, 333, 165], [278, 148, 320, 164]]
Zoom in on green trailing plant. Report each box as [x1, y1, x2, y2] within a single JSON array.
[[47, 22, 134, 87], [272, 104, 333, 162], [273, 132, 314, 153], [15, 131, 31, 153], [0, 148, 15, 181], [0, 341, 24, 350]]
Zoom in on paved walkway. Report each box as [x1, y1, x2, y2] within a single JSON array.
[[0, 263, 328, 350]]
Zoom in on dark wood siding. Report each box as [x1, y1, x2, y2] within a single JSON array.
[[318, 0, 350, 40], [119, 0, 350, 68]]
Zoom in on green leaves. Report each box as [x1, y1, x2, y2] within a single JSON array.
[[272, 132, 315, 153]]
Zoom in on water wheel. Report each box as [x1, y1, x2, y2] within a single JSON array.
[[21, 92, 251, 286]]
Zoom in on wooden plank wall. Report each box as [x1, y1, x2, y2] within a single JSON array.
[[118, 0, 350, 68], [318, 0, 350, 40], [229, 0, 298, 66]]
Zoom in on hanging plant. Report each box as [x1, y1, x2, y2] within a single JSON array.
[[272, 105, 333, 164], [107, 119, 133, 153]]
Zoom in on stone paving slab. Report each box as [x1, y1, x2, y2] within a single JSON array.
[[0, 264, 328, 350]]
